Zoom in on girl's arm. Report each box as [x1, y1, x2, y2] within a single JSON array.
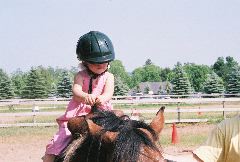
[[72, 73, 96, 105], [72, 73, 85, 101], [96, 73, 114, 105]]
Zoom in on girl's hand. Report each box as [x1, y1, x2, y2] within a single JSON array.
[[84, 94, 97, 106], [95, 95, 107, 106]]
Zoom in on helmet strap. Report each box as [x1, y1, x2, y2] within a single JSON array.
[[83, 62, 109, 94]]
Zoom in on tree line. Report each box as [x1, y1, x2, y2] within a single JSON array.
[[0, 56, 240, 99]]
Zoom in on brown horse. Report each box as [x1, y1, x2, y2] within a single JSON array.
[[55, 106, 172, 162]]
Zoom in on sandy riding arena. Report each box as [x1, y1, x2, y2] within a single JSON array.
[[0, 123, 214, 162]]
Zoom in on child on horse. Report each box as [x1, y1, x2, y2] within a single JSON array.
[[43, 31, 116, 162]]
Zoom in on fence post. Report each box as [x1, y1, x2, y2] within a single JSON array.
[[222, 101, 226, 119], [177, 102, 181, 122], [53, 97, 57, 108], [32, 104, 39, 124], [198, 102, 202, 115]]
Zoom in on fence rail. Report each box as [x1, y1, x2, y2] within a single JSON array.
[[1, 96, 240, 127], [1, 107, 240, 128], [1, 97, 240, 107]]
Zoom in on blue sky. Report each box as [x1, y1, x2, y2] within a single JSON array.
[[0, 0, 240, 74]]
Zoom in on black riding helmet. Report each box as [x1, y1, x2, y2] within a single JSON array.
[[76, 31, 115, 64]]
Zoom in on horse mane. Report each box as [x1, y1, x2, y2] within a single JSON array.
[[57, 109, 160, 162], [91, 110, 159, 162]]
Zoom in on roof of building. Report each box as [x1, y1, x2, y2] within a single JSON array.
[[129, 81, 172, 95]]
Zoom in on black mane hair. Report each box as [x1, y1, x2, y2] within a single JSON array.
[[56, 108, 160, 162], [91, 110, 159, 162]]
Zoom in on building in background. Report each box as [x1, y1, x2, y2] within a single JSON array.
[[129, 81, 172, 96]]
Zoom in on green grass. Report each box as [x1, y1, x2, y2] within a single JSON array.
[[159, 133, 207, 147], [0, 126, 58, 137], [0, 125, 208, 149], [0, 125, 207, 147], [0, 104, 66, 113], [15, 115, 58, 123]]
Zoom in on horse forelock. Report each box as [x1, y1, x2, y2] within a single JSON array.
[[112, 126, 159, 162], [90, 110, 160, 162], [91, 110, 158, 138]]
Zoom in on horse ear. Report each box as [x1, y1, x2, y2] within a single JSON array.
[[86, 119, 118, 143], [86, 119, 103, 135], [67, 116, 89, 135], [149, 106, 165, 135]]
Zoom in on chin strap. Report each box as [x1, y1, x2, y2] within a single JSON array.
[[86, 67, 107, 94], [84, 64, 108, 93], [83, 63, 108, 114]]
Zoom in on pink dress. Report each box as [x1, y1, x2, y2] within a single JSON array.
[[45, 70, 113, 155]]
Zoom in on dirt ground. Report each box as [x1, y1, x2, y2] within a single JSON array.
[[0, 124, 215, 162], [0, 134, 49, 162]]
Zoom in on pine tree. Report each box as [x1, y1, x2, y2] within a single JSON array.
[[37, 66, 55, 97], [0, 70, 15, 99], [145, 59, 153, 65], [226, 66, 240, 95], [11, 69, 26, 97], [136, 85, 141, 93], [171, 64, 192, 95], [114, 76, 129, 96], [21, 68, 47, 99], [57, 71, 72, 98], [158, 85, 162, 94], [203, 72, 224, 94], [48, 83, 57, 98], [165, 81, 172, 94]]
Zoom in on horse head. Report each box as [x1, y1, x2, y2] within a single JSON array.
[[56, 106, 169, 162]]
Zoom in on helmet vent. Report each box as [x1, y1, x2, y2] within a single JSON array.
[[93, 32, 102, 54]]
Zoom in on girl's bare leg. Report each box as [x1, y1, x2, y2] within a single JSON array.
[[42, 154, 55, 162]]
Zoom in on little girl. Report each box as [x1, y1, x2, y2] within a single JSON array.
[[43, 31, 116, 162]]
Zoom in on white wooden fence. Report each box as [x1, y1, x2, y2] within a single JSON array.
[[1, 96, 240, 127]]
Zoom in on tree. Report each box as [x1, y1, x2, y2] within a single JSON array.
[[160, 67, 173, 82], [144, 85, 150, 94], [142, 64, 161, 82], [212, 56, 239, 86], [131, 67, 145, 88], [157, 85, 162, 94], [131, 61, 162, 88], [37, 66, 56, 97], [226, 66, 240, 95], [184, 63, 211, 92], [11, 69, 27, 97], [109, 60, 131, 87], [203, 72, 224, 94], [171, 63, 192, 95], [57, 71, 72, 98], [226, 56, 238, 69], [135, 85, 141, 93], [165, 81, 172, 94], [114, 76, 129, 96], [212, 57, 225, 78], [145, 59, 153, 66], [21, 67, 47, 98], [49, 83, 57, 97], [0, 69, 15, 99]]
